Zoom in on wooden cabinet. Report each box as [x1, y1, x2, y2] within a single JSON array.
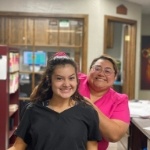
[[0, 12, 88, 101], [148, 139, 150, 150], [0, 45, 19, 150], [129, 120, 148, 150], [120, 118, 150, 150], [17, 18, 84, 101]]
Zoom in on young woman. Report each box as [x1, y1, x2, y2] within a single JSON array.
[[78, 54, 130, 150], [8, 52, 101, 150]]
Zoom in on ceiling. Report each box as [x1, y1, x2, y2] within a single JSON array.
[[125, 0, 150, 14]]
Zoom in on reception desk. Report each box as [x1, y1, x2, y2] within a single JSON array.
[[118, 117, 150, 150], [129, 118, 150, 150]]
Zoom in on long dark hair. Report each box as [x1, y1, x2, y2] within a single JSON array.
[[30, 53, 85, 104]]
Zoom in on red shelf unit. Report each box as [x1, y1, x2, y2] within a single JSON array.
[[0, 45, 19, 150]]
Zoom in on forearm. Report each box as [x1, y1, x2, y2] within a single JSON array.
[[8, 137, 27, 150], [8, 147, 16, 150], [87, 141, 98, 150], [94, 105, 129, 142]]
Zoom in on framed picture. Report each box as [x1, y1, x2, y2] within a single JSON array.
[[141, 36, 150, 89]]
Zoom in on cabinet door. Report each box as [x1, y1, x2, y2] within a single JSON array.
[[9, 18, 25, 45], [34, 18, 58, 46], [59, 20, 83, 46], [0, 17, 9, 44], [0, 17, 6, 44], [7, 18, 34, 45], [48, 19, 59, 45]]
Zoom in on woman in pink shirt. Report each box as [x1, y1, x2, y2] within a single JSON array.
[[78, 54, 130, 150]]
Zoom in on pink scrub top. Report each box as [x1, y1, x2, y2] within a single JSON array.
[[78, 72, 130, 150]]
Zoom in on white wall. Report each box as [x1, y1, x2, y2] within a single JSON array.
[[141, 15, 150, 35], [0, 0, 142, 98]]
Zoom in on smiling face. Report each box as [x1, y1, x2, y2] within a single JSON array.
[[87, 59, 117, 92], [51, 64, 78, 100]]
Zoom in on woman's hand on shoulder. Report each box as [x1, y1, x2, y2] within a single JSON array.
[[84, 97, 94, 105], [84, 96, 129, 142]]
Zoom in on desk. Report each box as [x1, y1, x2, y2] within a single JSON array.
[[129, 118, 150, 150]]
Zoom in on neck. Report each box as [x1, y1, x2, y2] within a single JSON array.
[[89, 88, 109, 103], [48, 98, 75, 112], [49, 97, 72, 106]]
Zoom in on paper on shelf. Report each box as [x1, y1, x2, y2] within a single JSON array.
[[9, 104, 18, 112], [0, 55, 7, 80]]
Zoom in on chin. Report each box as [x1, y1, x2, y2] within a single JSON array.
[[60, 94, 73, 99]]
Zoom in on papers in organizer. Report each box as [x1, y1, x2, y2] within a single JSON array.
[[129, 100, 150, 118]]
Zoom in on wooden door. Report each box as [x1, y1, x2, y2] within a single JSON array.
[[122, 24, 136, 99], [104, 15, 137, 99]]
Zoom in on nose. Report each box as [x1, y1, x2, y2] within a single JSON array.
[[63, 79, 70, 86]]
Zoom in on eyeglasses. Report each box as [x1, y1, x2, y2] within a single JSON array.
[[92, 65, 114, 76]]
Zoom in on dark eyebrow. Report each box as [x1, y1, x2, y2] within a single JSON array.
[[55, 73, 76, 77], [93, 65, 101, 67], [94, 65, 113, 70], [69, 73, 76, 77], [104, 67, 113, 70]]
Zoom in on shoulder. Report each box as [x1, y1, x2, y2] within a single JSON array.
[[23, 102, 36, 111], [77, 102, 98, 117], [78, 72, 87, 79], [108, 88, 128, 102], [20, 102, 36, 119], [78, 73, 88, 90], [77, 103, 100, 130], [107, 89, 130, 123]]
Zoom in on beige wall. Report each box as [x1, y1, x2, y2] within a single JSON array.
[[0, 0, 142, 98]]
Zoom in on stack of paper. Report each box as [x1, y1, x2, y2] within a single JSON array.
[[129, 100, 150, 118]]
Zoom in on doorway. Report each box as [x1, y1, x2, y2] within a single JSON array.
[[103, 15, 137, 99]]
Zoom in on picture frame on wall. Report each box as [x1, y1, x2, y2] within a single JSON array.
[[141, 36, 150, 90]]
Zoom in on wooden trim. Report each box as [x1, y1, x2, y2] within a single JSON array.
[[0, 11, 87, 19], [107, 21, 114, 49], [82, 15, 88, 74], [104, 16, 108, 52], [104, 15, 136, 24]]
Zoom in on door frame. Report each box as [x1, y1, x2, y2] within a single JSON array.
[[103, 15, 137, 99]]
